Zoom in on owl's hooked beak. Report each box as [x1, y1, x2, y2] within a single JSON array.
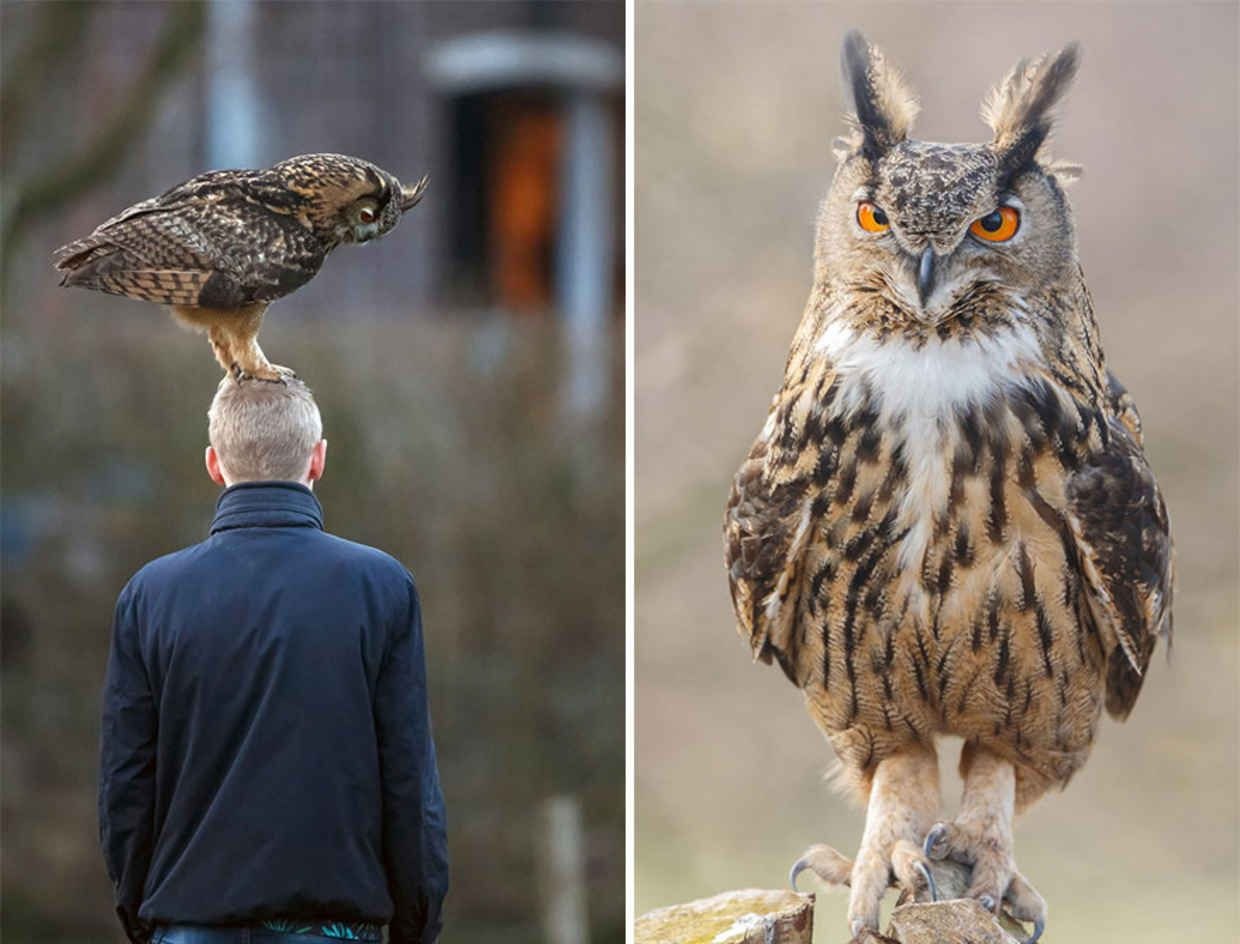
[[916, 247, 937, 308], [399, 175, 429, 212]]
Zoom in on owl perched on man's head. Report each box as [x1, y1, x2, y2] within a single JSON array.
[[725, 32, 1172, 944], [54, 153, 428, 382]]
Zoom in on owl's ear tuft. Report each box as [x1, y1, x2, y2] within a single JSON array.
[[832, 134, 860, 162], [840, 30, 919, 160], [983, 43, 1080, 175]]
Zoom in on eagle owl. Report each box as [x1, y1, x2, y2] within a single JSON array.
[[53, 153, 428, 382], [724, 33, 1172, 943]]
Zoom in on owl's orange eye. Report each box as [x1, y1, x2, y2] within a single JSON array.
[[358, 206, 377, 224], [856, 201, 890, 233], [969, 206, 1020, 242]]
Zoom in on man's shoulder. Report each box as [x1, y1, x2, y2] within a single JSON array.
[[122, 530, 414, 602], [317, 531, 414, 586], [123, 541, 212, 597]]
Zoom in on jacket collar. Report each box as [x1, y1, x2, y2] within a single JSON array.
[[210, 481, 324, 535]]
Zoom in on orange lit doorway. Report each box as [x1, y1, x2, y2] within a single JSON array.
[[447, 91, 563, 315]]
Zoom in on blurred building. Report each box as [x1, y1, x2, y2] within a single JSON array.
[[247, 2, 623, 321]]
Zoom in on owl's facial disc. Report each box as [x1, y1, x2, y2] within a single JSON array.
[[851, 172, 1029, 323], [846, 142, 1010, 319]]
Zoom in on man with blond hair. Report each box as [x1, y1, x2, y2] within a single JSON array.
[[98, 378, 448, 944]]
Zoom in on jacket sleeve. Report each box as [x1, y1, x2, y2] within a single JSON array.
[[376, 576, 450, 944], [98, 585, 157, 944]]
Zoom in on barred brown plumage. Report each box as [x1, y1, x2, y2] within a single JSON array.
[[724, 32, 1173, 943], [53, 153, 428, 382]]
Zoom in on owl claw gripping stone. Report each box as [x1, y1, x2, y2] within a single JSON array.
[[53, 153, 428, 380]]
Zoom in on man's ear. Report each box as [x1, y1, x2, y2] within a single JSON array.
[[205, 446, 227, 486], [307, 439, 327, 484]]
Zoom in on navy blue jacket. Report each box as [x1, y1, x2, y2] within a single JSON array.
[[98, 482, 448, 944]]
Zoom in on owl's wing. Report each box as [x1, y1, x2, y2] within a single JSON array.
[[51, 170, 253, 269], [725, 379, 833, 683], [1067, 374, 1174, 719], [726, 435, 797, 676], [1105, 370, 1144, 444], [54, 194, 322, 308]]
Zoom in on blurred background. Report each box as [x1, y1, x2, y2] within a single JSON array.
[[636, 4, 1237, 943], [2, 2, 623, 942]]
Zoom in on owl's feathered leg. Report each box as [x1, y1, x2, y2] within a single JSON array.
[[793, 745, 939, 937], [847, 746, 940, 935], [923, 744, 1048, 944], [203, 304, 295, 384], [172, 303, 294, 383]]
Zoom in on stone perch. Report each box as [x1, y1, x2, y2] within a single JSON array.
[[636, 889, 814, 944], [636, 860, 1035, 944]]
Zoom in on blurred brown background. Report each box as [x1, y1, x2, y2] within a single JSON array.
[[2, 2, 623, 942], [636, 4, 1237, 942]]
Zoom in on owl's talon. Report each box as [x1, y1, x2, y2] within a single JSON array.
[[913, 860, 938, 903], [922, 812, 1047, 942], [923, 823, 951, 861], [788, 843, 853, 891], [232, 364, 297, 384], [257, 364, 299, 384], [1002, 870, 1047, 944], [789, 858, 808, 892]]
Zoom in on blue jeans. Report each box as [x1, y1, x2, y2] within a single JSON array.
[[152, 926, 382, 944]]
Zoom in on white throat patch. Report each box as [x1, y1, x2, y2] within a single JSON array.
[[814, 318, 1042, 420], [815, 317, 1043, 571]]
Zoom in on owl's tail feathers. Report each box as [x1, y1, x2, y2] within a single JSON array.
[[54, 243, 134, 289], [53, 237, 118, 281], [55, 245, 136, 293]]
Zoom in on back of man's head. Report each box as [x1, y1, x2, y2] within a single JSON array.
[[208, 378, 323, 483]]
